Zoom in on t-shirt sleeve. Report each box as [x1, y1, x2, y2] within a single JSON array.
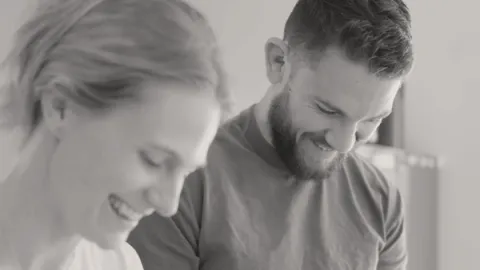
[[127, 169, 206, 270], [377, 182, 408, 270]]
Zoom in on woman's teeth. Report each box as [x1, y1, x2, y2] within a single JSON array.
[[108, 194, 143, 222]]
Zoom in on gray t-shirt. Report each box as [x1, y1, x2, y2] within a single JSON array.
[[128, 106, 407, 270]]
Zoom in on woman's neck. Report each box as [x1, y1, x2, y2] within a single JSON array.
[[0, 125, 81, 269]]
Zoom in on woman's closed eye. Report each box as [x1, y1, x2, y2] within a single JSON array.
[[316, 104, 339, 116], [139, 151, 164, 168]]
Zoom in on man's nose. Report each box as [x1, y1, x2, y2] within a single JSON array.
[[325, 123, 357, 153]]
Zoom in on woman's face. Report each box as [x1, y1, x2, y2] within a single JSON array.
[[45, 81, 220, 249]]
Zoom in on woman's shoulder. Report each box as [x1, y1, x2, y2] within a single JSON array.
[[73, 240, 143, 270], [116, 242, 144, 269]]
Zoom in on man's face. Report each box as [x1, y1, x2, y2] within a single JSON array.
[[267, 47, 402, 181]]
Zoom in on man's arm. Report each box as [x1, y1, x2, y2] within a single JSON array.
[[377, 186, 408, 270], [128, 169, 205, 270]]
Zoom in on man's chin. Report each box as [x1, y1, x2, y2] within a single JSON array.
[[325, 154, 347, 175], [302, 154, 345, 181]]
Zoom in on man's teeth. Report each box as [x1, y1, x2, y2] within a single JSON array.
[[109, 195, 143, 222], [313, 141, 332, 151]]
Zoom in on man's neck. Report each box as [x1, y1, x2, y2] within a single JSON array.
[[254, 86, 278, 146], [0, 126, 80, 269]]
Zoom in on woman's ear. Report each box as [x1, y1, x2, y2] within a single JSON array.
[[40, 90, 74, 138], [264, 37, 290, 85]]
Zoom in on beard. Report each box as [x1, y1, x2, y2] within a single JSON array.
[[267, 91, 346, 182]]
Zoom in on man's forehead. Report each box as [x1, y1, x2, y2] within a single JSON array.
[[295, 55, 401, 95]]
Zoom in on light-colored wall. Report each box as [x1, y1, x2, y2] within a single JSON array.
[[191, 0, 296, 114], [405, 0, 480, 269], [0, 1, 34, 179]]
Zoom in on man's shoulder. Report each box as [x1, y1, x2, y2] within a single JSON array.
[[343, 150, 397, 195], [339, 151, 404, 237], [340, 151, 404, 220], [207, 108, 255, 163], [183, 108, 263, 196]]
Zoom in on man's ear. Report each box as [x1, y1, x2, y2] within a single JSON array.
[[264, 37, 291, 85], [40, 89, 75, 138]]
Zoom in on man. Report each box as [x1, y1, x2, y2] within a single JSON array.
[[128, 0, 414, 269]]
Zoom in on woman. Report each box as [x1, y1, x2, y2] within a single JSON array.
[[0, 0, 232, 269]]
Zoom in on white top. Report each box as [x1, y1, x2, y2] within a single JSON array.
[[69, 240, 143, 270], [0, 239, 143, 270]]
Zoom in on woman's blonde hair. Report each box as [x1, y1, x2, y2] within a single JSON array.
[[0, 0, 232, 140]]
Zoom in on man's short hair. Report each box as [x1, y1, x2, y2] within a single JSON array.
[[284, 0, 413, 78]]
